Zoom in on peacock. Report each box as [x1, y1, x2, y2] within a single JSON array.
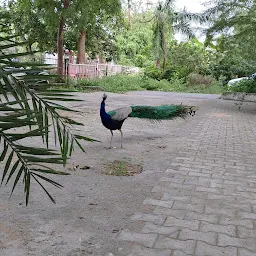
[[100, 93, 197, 148]]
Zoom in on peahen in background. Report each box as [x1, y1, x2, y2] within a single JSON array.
[[100, 93, 197, 148]]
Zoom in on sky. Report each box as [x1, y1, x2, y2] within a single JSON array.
[[174, 0, 206, 12]]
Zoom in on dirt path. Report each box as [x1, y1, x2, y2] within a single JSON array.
[[0, 91, 221, 256]]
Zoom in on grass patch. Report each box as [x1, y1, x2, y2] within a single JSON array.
[[51, 74, 226, 94], [104, 160, 143, 176]]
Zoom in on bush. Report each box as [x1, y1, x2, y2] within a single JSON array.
[[143, 66, 162, 80], [187, 73, 216, 87], [160, 68, 176, 81], [69, 74, 223, 94], [228, 78, 256, 93]]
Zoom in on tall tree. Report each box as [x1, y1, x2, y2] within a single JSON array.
[[150, 0, 205, 70], [69, 0, 122, 64], [203, 0, 256, 60], [57, 0, 70, 74]]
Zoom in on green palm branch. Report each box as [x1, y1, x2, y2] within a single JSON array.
[[0, 14, 96, 205]]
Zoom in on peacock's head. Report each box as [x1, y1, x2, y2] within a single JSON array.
[[102, 93, 107, 100]]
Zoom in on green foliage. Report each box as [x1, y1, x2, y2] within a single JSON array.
[[144, 66, 163, 80], [0, 24, 96, 205], [115, 12, 154, 66], [74, 74, 223, 94], [228, 79, 256, 93], [187, 73, 216, 86]]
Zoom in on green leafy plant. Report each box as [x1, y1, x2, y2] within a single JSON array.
[[0, 21, 96, 205], [187, 73, 216, 87], [228, 79, 256, 93]]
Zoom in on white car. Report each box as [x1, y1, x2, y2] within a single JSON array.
[[227, 77, 248, 86]]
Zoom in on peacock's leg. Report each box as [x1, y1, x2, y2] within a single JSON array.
[[109, 130, 113, 148], [119, 129, 123, 148]]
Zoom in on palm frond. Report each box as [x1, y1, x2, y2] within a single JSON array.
[[0, 21, 96, 205]]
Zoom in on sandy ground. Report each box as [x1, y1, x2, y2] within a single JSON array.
[[0, 91, 218, 256]]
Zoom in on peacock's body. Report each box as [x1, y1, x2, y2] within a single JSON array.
[[100, 93, 197, 148]]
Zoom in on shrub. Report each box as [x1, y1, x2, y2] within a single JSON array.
[[160, 68, 176, 81], [187, 73, 216, 87], [143, 66, 162, 80], [228, 78, 256, 93]]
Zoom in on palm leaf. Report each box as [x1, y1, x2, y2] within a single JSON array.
[[0, 20, 96, 205]]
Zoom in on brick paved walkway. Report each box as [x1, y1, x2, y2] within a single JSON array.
[[118, 99, 256, 256]]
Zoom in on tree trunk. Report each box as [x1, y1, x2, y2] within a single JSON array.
[[156, 59, 161, 68], [77, 30, 86, 64], [57, 0, 70, 75], [57, 18, 64, 75], [162, 35, 167, 71]]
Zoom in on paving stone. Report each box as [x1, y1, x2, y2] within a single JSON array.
[[154, 236, 195, 254], [165, 216, 200, 230], [142, 222, 179, 237], [161, 194, 190, 202], [237, 226, 256, 239], [238, 248, 256, 256], [188, 171, 211, 178], [165, 169, 189, 175], [152, 186, 180, 195], [190, 196, 206, 205], [195, 241, 237, 256], [219, 217, 253, 229], [218, 233, 256, 252], [205, 205, 236, 218], [207, 194, 236, 201], [195, 186, 220, 194], [200, 221, 236, 236], [118, 229, 157, 248], [185, 212, 218, 224], [159, 177, 185, 184], [179, 228, 217, 244], [128, 245, 171, 256], [172, 201, 204, 213], [131, 213, 166, 225], [143, 198, 174, 209], [238, 211, 256, 220], [172, 251, 192, 256], [153, 207, 186, 219]]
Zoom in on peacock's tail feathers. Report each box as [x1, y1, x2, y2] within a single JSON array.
[[129, 105, 198, 120]]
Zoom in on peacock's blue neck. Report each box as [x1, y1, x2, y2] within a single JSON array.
[[100, 99, 111, 123], [100, 100, 107, 116]]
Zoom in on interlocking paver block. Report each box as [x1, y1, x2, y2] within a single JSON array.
[[131, 213, 166, 225], [237, 226, 256, 239], [205, 205, 236, 218], [142, 222, 179, 237], [219, 217, 253, 229], [154, 236, 195, 254], [200, 221, 236, 236], [179, 228, 217, 244], [238, 211, 256, 220], [172, 201, 204, 213], [218, 234, 256, 252], [185, 212, 218, 224], [165, 216, 200, 230], [196, 241, 237, 256], [118, 229, 157, 248], [143, 198, 174, 209], [153, 207, 186, 219], [128, 245, 171, 256], [161, 194, 191, 202], [238, 248, 256, 256]]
